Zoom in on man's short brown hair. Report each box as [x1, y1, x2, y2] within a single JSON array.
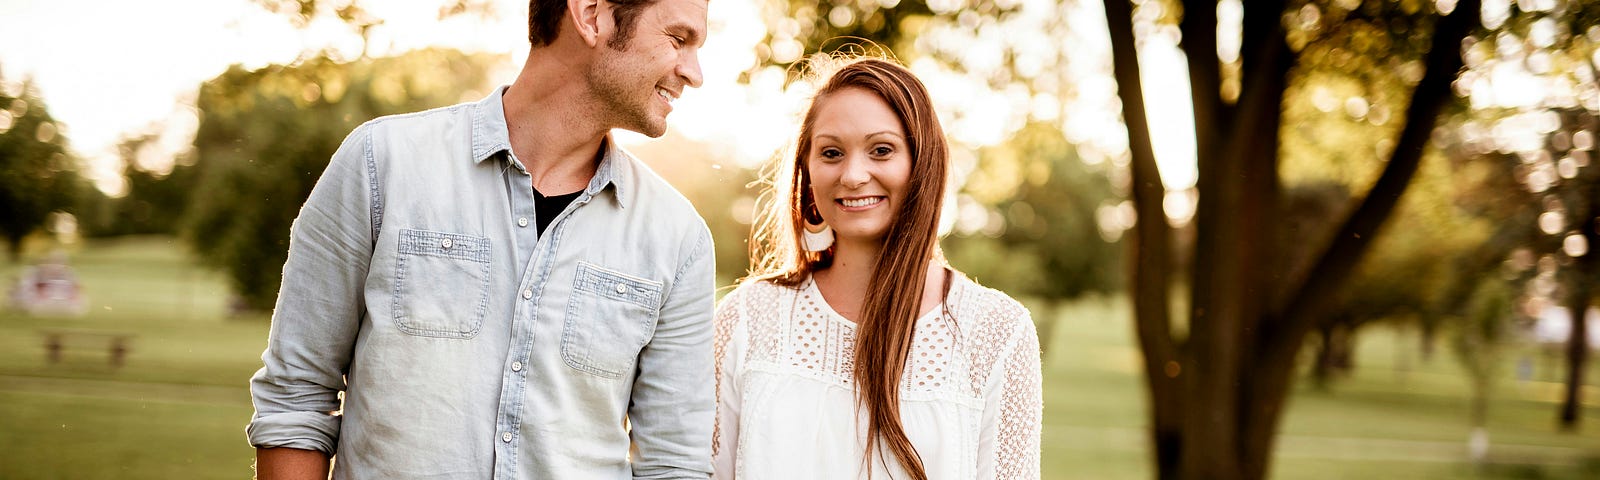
[[528, 0, 659, 50]]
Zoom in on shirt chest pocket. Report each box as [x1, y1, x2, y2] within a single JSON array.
[[562, 261, 663, 379], [392, 228, 491, 339]]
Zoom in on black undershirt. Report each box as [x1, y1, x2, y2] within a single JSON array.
[[532, 187, 582, 237]]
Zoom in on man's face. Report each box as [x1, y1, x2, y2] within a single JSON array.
[[587, 0, 707, 138]]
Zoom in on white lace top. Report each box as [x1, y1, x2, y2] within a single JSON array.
[[712, 275, 1042, 479]]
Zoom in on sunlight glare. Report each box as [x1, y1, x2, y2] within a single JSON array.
[[1138, 38, 1199, 190], [1565, 233, 1589, 258]]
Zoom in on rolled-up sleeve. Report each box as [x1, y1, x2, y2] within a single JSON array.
[[246, 124, 376, 454], [629, 226, 716, 479]]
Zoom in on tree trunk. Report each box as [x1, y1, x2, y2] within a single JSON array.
[[1559, 172, 1598, 430], [1559, 278, 1589, 431], [1035, 303, 1059, 357], [1312, 321, 1353, 389], [6, 233, 21, 263], [1313, 323, 1336, 389]]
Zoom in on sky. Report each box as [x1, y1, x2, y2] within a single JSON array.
[[0, 0, 1202, 199]]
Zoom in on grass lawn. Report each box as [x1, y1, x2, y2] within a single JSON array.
[[1, 236, 1598, 479]]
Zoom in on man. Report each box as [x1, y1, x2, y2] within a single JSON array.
[[246, 0, 714, 478]]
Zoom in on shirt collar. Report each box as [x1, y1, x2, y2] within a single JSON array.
[[470, 86, 629, 207]]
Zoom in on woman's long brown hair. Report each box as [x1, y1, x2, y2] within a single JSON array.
[[747, 57, 949, 480]]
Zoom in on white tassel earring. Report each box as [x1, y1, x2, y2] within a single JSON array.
[[802, 219, 834, 252]]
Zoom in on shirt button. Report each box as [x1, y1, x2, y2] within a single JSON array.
[[521, 289, 533, 300], [614, 283, 628, 294], [502, 432, 513, 443], [517, 217, 529, 228], [511, 361, 523, 372], [441, 238, 453, 249]]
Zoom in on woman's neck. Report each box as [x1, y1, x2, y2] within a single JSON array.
[[812, 239, 949, 322], [812, 240, 881, 322]]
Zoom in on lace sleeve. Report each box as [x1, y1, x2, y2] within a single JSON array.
[[991, 312, 1042, 479], [711, 287, 745, 478]]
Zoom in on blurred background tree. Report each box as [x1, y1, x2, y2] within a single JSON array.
[[1453, 277, 1516, 465], [184, 49, 498, 312], [1455, 106, 1600, 431], [1440, 0, 1600, 431], [0, 71, 82, 262], [71, 129, 200, 238], [946, 122, 1122, 299]]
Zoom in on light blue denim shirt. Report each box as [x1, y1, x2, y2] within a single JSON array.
[[247, 87, 716, 479]]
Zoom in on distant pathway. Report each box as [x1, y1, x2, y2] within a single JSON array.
[[0, 374, 248, 406]]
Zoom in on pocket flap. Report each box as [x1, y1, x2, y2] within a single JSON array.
[[399, 228, 491, 263], [574, 261, 663, 309]]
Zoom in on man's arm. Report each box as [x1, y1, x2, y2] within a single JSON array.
[[247, 124, 377, 477], [256, 447, 331, 480], [629, 227, 717, 479]]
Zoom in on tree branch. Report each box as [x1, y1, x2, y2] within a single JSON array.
[[1265, 0, 1481, 364], [1181, 0, 1223, 161], [1106, 1, 1183, 474], [1106, 0, 1176, 366]]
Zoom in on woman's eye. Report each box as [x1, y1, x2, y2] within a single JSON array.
[[872, 146, 894, 156], [820, 148, 843, 159]]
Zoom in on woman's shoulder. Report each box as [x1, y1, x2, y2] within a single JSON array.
[[952, 275, 1031, 322], [718, 275, 801, 312], [950, 274, 1036, 344]]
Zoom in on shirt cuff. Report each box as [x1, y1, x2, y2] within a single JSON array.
[[247, 411, 342, 454]]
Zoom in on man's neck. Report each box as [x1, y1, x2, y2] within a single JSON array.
[[502, 51, 608, 195]]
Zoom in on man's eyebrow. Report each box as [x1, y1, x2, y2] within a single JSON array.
[[666, 23, 704, 46]]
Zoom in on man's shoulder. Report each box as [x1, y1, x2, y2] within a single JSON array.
[[612, 147, 709, 234], [357, 102, 474, 137]]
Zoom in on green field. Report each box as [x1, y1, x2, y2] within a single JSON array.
[[1, 236, 1597, 479]]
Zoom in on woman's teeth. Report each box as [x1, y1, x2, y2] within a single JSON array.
[[841, 197, 882, 208]]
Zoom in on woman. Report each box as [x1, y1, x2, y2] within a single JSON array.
[[712, 58, 1042, 479]]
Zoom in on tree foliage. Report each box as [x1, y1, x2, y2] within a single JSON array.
[[186, 48, 497, 311], [73, 131, 200, 238], [944, 122, 1121, 299], [0, 75, 78, 261]]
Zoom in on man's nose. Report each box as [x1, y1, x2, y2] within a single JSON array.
[[679, 49, 704, 89]]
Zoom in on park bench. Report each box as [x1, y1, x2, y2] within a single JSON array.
[[39, 329, 135, 367]]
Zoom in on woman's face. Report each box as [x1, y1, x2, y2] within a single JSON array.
[[806, 87, 912, 247]]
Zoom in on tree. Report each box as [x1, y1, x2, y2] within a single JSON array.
[[1102, 0, 1481, 478], [1453, 277, 1515, 465], [945, 122, 1122, 300], [1306, 156, 1496, 387], [1442, 0, 1600, 428], [0, 73, 78, 261], [186, 49, 497, 311], [1464, 107, 1600, 431], [74, 130, 200, 238]]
